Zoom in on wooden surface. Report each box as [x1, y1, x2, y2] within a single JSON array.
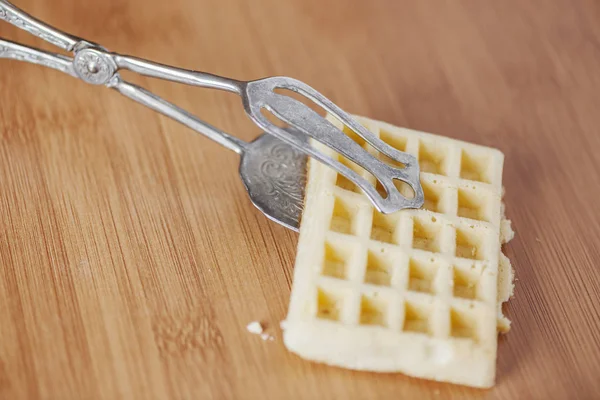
[[1, 0, 599, 398]]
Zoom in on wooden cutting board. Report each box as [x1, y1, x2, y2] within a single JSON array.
[[1, 0, 599, 398]]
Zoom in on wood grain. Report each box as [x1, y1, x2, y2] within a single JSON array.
[[1, 0, 600, 398]]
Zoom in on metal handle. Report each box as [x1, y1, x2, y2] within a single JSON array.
[[113, 55, 243, 94], [0, 38, 77, 77], [0, 41, 248, 154], [0, 42, 248, 155], [0, 0, 81, 51], [112, 78, 247, 154]]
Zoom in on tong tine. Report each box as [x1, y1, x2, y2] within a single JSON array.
[[255, 96, 423, 214], [278, 78, 417, 169]]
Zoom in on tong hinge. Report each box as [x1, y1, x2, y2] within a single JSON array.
[[71, 45, 119, 86]]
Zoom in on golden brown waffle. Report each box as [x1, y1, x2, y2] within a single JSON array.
[[283, 115, 514, 388]]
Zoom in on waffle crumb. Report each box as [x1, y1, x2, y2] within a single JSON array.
[[246, 321, 264, 335], [283, 114, 515, 388], [260, 333, 275, 341]]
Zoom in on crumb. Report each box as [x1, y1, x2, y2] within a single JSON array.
[[260, 333, 274, 341], [535, 237, 541, 243], [246, 321, 264, 335]]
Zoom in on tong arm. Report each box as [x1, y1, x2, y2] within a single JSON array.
[[0, 0, 82, 51], [113, 55, 243, 94], [0, 36, 247, 155], [111, 79, 247, 154], [0, 1, 243, 93], [0, 38, 77, 77]]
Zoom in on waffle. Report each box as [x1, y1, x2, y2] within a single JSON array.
[[283, 115, 514, 388]]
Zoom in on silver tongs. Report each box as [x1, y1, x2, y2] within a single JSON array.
[[0, 0, 424, 214]]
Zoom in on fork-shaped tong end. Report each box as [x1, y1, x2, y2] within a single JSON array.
[[242, 77, 425, 214]]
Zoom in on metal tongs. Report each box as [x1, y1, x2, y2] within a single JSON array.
[[0, 0, 424, 214]]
